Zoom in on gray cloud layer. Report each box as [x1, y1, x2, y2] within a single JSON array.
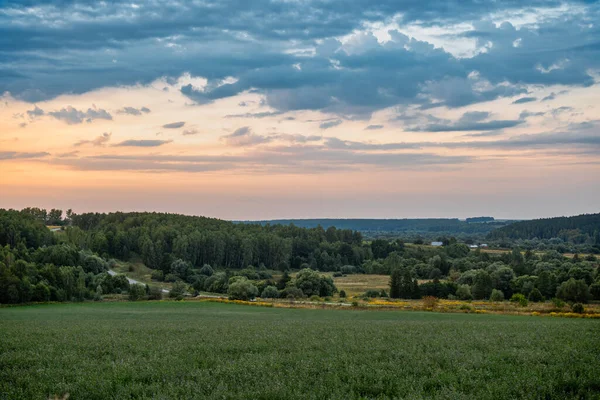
[[1, 1, 597, 120]]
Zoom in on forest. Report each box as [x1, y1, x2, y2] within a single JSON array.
[[1, 208, 599, 305]]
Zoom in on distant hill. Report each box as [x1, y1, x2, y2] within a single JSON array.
[[239, 218, 512, 235], [488, 213, 600, 242]]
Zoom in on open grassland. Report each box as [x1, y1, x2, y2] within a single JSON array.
[[331, 273, 390, 296], [1, 302, 599, 400]]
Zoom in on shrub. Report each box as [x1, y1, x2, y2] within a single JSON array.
[[528, 288, 543, 302], [339, 290, 347, 298], [260, 285, 279, 299], [590, 282, 600, 300], [128, 283, 146, 301], [556, 278, 591, 303], [551, 297, 566, 309], [227, 278, 258, 301], [169, 281, 187, 298], [571, 303, 585, 314], [309, 295, 321, 302], [151, 270, 164, 281], [164, 273, 178, 283], [364, 289, 380, 298], [379, 289, 388, 298], [422, 296, 438, 309], [510, 293, 528, 307], [128, 264, 135, 272], [199, 264, 214, 277], [292, 268, 337, 297], [282, 286, 304, 300], [351, 301, 359, 307], [490, 289, 504, 302], [333, 271, 343, 277], [148, 286, 163, 300], [456, 284, 472, 300]]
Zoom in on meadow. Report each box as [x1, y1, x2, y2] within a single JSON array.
[[1, 302, 599, 399]]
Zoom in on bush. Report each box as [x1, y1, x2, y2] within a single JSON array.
[[364, 289, 380, 298], [490, 289, 504, 302], [556, 278, 591, 303], [571, 303, 585, 314], [292, 268, 337, 297], [333, 271, 343, 277], [169, 281, 187, 298], [422, 296, 438, 309], [128, 284, 146, 301], [339, 290, 346, 298], [282, 286, 304, 300], [456, 284, 472, 300], [351, 301, 359, 307], [151, 270, 164, 281], [528, 288, 543, 302], [164, 273, 178, 283], [309, 295, 321, 302], [199, 264, 214, 277], [148, 286, 163, 300], [551, 297, 566, 309], [510, 293, 528, 307], [260, 285, 279, 299], [227, 278, 258, 300]]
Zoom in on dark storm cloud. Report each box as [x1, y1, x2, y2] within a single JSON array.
[[0, 0, 598, 119]]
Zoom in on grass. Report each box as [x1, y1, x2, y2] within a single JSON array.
[[331, 273, 391, 296], [1, 302, 599, 399]]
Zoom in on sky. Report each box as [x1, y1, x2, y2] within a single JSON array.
[[0, 0, 599, 220]]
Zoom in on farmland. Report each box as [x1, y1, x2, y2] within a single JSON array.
[[1, 302, 599, 400]]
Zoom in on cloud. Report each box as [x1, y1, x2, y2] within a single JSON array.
[[117, 106, 151, 116], [162, 121, 186, 129], [221, 127, 272, 147], [56, 151, 79, 158], [540, 91, 569, 102], [319, 119, 343, 129], [48, 106, 112, 124], [0, 1, 598, 120], [409, 111, 524, 132], [551, 106, 575, 116], [26, 106, 44, 118], [182, 129, 199, 136], [512, 97, 537, 104], [225, 111, 284, 119], [519, 110, 546, 119], [365, 124, 384, 130], [74, 132, 112, 147], [113, 139, 173, 147], [275, 134, 322, 143], [0, 151, 50, 160]]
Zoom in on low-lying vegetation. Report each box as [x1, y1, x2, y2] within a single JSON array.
[[1, 302, 598, 399]]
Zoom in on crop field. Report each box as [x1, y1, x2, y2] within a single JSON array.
[[1, 302, 599, 400]]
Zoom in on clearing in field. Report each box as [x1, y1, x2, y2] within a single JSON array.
[[1, 302, 598, 400]]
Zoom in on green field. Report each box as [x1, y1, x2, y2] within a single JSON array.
[[1, 303, 599, 399]]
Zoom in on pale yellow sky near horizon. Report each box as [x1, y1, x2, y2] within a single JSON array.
[[1, 76, 599, 220]]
